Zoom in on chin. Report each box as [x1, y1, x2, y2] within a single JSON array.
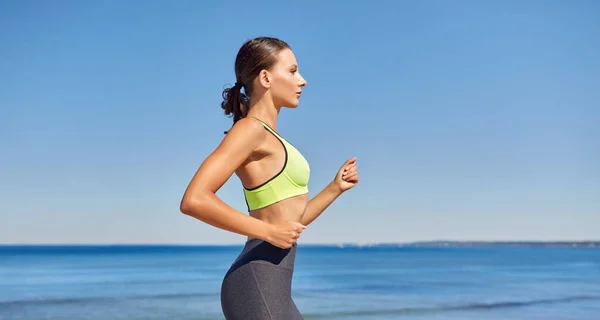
[[285, 99, 300, 109]]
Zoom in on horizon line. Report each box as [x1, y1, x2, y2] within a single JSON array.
[[1, 239, 599, 246]]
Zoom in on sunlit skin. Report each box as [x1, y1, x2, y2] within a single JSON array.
[[180, 48, 359, 249]]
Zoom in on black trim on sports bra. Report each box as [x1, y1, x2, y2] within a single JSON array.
[[243, 120, 288, 191]]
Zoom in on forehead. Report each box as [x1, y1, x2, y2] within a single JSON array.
[[274, 48, 297, 67]]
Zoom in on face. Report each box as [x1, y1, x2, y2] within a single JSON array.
[[267, 48, 307, 108]]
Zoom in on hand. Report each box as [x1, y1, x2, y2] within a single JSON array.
[[334, 157, 359, 192], [265, 221, 306, 249]]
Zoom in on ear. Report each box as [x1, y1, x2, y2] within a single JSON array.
[[257, 69, 271, 89]]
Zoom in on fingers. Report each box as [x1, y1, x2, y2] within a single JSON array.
[[343, 172, 359, 181], [344, 160, 357, 171], [339, 157, 356, 171], [281, 221, 305, 233], [343, 172, 358, 181], [290, 222, 305, 240], [342, 160, 358, 181], [342, 171, 358, 181], [342, 157, 357, 168], [270, 221, 307, 249], [344, 166, 357, 175], [292, 222, 306, 230]]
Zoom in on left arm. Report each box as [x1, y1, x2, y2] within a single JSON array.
[[300, 157, 359, 226], [300, 182, 342, 226]]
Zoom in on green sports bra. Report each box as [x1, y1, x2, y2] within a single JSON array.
[[243, 118, 310, 211]]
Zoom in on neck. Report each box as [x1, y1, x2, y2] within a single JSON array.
[[246, 93, 280, 130]]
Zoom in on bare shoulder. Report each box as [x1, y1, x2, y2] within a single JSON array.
[[224, 117, 267, 146], [181, 118, 268, 196], [216, 118, 266, 153], [213, 117, 267, 162]]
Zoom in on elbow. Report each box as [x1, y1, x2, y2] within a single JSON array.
[[180, 194, 207, 216], [179, 198, 192, 216]]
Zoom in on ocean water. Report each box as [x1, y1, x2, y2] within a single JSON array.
[[0, 244, 599, 320]]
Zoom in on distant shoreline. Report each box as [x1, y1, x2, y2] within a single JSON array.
[[376, 241, 600, 248], [1, 240, 598, 248]]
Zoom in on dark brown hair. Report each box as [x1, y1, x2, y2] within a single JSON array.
[[221, 37, 290, 131]]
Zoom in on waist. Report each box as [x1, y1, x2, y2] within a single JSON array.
[[233, 238, 297, 270]]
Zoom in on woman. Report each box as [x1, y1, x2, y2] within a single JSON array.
[[179, 36, 359, 320]]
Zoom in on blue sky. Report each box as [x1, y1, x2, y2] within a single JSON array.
[[1, 1, 598, 244]]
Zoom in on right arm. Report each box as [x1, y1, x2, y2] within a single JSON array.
[[179, 118, 305, 246], [180, 118, 270, 240]]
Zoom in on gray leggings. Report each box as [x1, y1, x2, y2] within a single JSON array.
[[220, 238, 304, 320]]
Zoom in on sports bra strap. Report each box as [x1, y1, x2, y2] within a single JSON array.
[[251, 117, 283, 140]]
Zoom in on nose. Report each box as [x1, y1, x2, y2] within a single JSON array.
[[298, 74, 307, 87]]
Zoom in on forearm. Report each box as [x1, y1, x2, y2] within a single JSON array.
[[180, 193, 272, 240], [301, 182, 343, 226]]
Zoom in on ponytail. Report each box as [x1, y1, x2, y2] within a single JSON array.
[[221, 82, 249, 134], [220, 36, 291, 133]]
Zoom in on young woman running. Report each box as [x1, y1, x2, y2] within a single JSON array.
[[180, 36, 359, 320]]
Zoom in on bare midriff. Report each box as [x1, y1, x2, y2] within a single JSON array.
[[247, 193, 308, 240]]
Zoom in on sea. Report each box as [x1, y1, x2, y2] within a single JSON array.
[[1, 243, 599, 320]]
